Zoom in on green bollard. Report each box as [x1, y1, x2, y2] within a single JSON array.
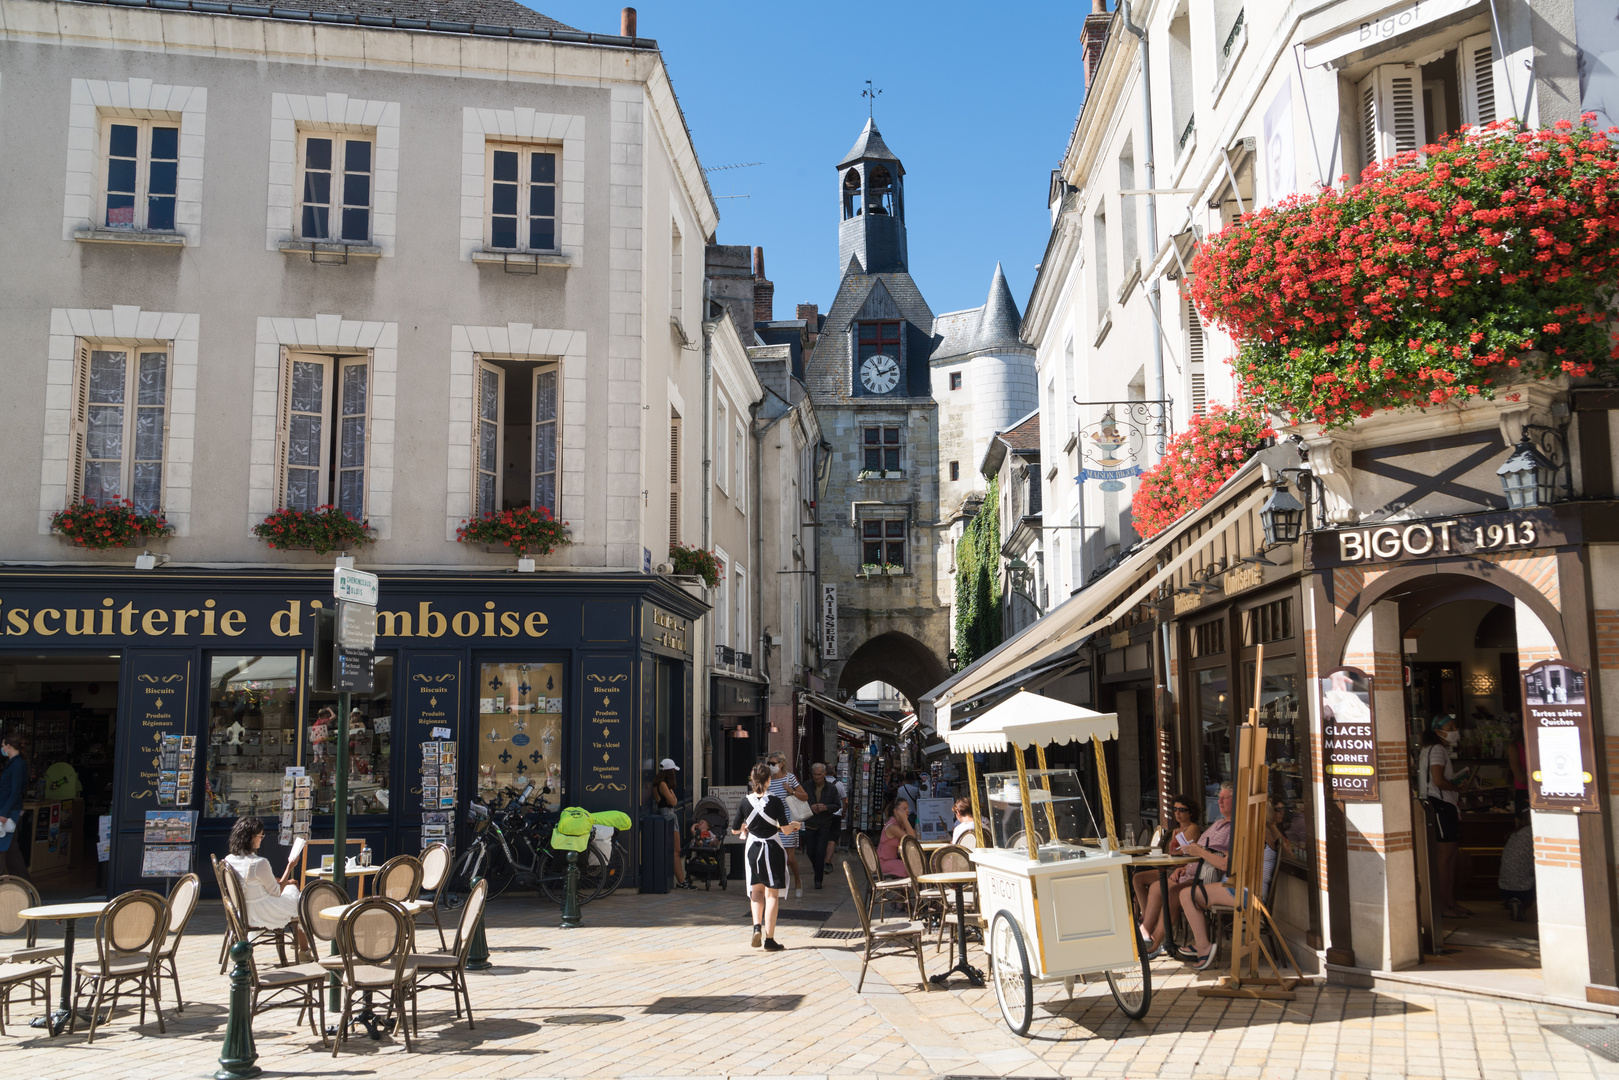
[[215, 940, 262, 1080], [559, 850, 582, 929], [465, 874, 492, 970]]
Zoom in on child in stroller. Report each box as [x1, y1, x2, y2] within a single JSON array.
[[684, 796, 729, 890]]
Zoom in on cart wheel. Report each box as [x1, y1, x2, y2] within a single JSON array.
[[990, 910, 1034, 1037], [1104, 928, 1153, 1020]]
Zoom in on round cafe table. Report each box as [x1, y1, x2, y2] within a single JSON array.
[[17, 900, 110, 1036], [307, 863, 381, 898], [1126, 852, 1196, 952], [918, 870, 982, 987]]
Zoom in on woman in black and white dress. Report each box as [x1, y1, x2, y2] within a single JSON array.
[[732, 762, 802, 951]]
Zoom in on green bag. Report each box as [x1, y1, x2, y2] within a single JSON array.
[[551, 807, 633, 851]]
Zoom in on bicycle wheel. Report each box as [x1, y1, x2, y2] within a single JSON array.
[[594, 840, 629, 899], [482, 850, 516, 899], [441, 846, 480, 910], [990, 910, 1034, 1037], [1105, 927, 1153, 1019], [574, 844, 610, 904], [537, 846, 607, 904]]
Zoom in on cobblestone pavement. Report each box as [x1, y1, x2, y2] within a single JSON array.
[[5, 860, 1619, 1079]]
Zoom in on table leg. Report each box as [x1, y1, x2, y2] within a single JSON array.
[[930, 884, 984, 987], [1157, 867, 1172, 953], [31, 917, 77, 1035]]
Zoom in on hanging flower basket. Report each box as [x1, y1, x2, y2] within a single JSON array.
[[668, 543, 723, 588], [1191, 116, 1619, 428], [254, 505, 375, 554], [457, 506, 571, 557], [51, 499, 172, 550], [1130, 406, 1274, 539]]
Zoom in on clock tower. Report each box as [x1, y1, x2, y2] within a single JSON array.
[[802, 120, 952, 745]]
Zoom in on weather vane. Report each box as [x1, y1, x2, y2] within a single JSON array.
[[863, 80, 882, 119]]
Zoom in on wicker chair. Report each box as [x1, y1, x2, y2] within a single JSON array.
[[70, 890, 167, 1042], [929, 845, 980, 954], [331, 898, 417, 1056], [152, 873, 200, 1012], [407, 877, 486, 1033], [0, 876, 64, 968], [899, 836, 946, 927], [0, 962, 53, 1036], [213, 855, 290, 973], [843, 862, 930, 993], [298, 878, 350, 969], [411, 843, 452, 950], [219, 882, 328, 1043], [853, 832, 910, 919]]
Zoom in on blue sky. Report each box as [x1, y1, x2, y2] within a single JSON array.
[[527, 1, 1093, 321]]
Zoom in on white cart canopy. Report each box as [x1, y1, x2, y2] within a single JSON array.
[[944, 691, 1119, 753]]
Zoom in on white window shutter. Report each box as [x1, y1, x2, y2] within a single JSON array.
[[1460, 33, 1498, 128], [1358, 65, 1427, 172], [1186, 296, 1207, 417], [472, 361, 503, 517], [273, 345, 293, 509], [668, 415, 682, 549], [68, 340, 91, 505]]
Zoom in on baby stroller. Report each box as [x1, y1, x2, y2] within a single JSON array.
[[684, 796, 729, 890]]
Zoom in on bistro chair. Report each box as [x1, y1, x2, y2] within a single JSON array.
[[331, 898, 417, 1057], [71, 889, 168, 1043], [374, 854, 424, 908], [0, 876, 64, 968], [215, 857, 290, 972], [899, 836, 946, 926], [930, 845, 980, 954], [853, 832, 910, 920], [407, 878, 486, 1033], [298, 879, 350, 969], [412, 843, 452, 950], [0, 962, 53, 1036], [221, 881, 328, 1043], [843, 862, 930, 993], [152, 872, 200, 1012]]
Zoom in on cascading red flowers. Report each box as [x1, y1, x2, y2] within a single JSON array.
[[1191, 117, 1619, 428], [1131, 406, 1274, 539], [668, 542, 724, 588], [254, 505, 375, 554], [51, 498, 172, 550], [456, 505, 571, 557]]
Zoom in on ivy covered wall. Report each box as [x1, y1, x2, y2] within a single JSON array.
[[953, 476, 1003, 667]]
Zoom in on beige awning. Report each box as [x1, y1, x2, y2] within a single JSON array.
[[928, 460, 1273, 714], [803, 691, 900, 738], [944, 691, 1119, 753]]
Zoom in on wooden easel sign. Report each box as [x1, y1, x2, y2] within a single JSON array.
[[1200, 643, 1300, 1000]]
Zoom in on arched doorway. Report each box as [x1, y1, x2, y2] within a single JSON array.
[[836, 631, 949, 710]]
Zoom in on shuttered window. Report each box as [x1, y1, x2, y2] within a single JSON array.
[[466, 359, 562, 517], [1186, 295, 1206, 417], [669, 413, 682, 548], [473, 362, 503, 516], [1460, 33, 1498, 128], [68, 341, 170, 513], [1359, 65, 1424, 173], [275, 349, 369, 518]]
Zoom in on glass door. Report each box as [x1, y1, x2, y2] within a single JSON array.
[[477, 661, 565, 800]]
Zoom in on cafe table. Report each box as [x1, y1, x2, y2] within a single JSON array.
[[307, 863, 381, 898], [17, 900, 110, 1035], [1126, 852, 1197, 951], [918, 870, 982, 987], [319, 901, 403, 1041]]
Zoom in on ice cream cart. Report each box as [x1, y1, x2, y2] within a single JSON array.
[[945, 691, 1152, 1035]]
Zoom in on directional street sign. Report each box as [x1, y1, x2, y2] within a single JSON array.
[[333, 566, 380, 606]]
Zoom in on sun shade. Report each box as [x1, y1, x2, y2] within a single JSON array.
[[943, 691, 1118, 753]]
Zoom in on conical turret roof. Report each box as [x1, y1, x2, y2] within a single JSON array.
[[838, 118, 903, 170], [971, 264, 1024, 353]]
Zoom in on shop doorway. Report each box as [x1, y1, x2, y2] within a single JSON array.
[[0, 654, 120, 893], [1402, 595, 1540, 981]]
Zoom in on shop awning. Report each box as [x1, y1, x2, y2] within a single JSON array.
[[944, 691, 1118, 753], [925, 457, 1273, 716], [802, 691, 901, 738]]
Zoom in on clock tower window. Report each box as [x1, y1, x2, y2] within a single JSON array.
[[862, 426, 902, 472]]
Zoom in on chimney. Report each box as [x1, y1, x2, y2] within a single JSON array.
[[796, 303, 820, 350], [752, 246, 774, 324], [1079, 1, 1111, 91], [621, 7, 636, 37]]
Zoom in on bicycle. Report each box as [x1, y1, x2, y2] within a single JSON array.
[[441, 785, 607, 908]]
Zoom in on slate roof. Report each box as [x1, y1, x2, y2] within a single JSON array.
[[295, 0, 576, 29], [838, 119, 903, 170], [803, 267, 938, 406], [998, 410, 1041, 454], [932, 263, 1032, 363]]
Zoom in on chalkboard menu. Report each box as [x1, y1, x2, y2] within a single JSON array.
[[583, 655, 633, 809]]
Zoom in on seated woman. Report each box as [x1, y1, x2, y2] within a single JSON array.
[[876, 797, 915, 879], [949, 797, 978, 849], [1178, 794, 1286, 970], [1133, 794, 1202, 956], [222, 816, 309, 956]]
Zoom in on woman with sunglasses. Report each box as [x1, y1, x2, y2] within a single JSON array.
[[1132, 794, 1202, 958]]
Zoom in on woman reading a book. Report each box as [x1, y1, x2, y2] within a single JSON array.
[[223, 816, 310, 955]]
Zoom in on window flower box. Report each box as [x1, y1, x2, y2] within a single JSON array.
[[51, 499, 172, 550], [457, 506, 571, 558], [668, 543, 723, 588], [254, 505, 375, 555]]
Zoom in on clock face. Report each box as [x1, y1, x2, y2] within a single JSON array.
[[860, 353, 900, 394]]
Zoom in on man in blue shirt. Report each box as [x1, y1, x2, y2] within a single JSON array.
[[0, 730, 29, 882]]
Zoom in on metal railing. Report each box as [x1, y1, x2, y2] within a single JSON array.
[[1179, 115, 1196, 152], [1222, 8, 1246, 59]]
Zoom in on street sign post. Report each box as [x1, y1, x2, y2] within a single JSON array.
[[326, 566, 377, 1014], [333, 566, 379, 607]]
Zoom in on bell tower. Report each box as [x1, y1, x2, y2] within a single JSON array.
[[837, 119, 908, 274]]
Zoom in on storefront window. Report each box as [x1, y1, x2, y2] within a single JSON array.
[[1197, 666, 1230, 821], [308, 656, 394, 816], [205, 655, 300, 819], [1244, 655, 1313, 870], [478, 661, 565, 798]]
